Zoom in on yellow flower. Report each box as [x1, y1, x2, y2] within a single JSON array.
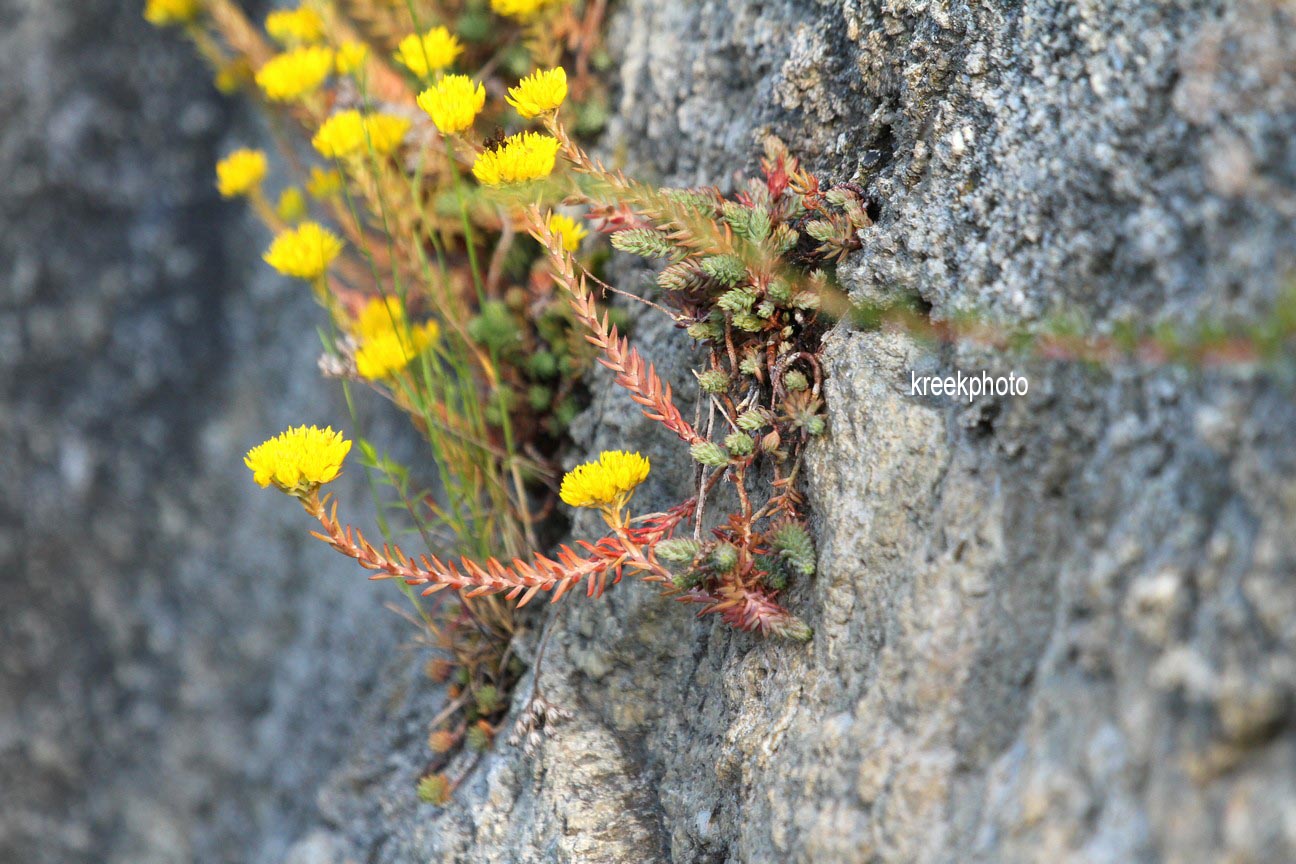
[[334, 40, 370, 76], [360, 113, 412, 155], [490, 0, 563, 20], [277, 186, 308, 223], [255, 46, 334, 102], [560, 451, 651, 512], [306, 166, 344, 198], [349, 297, 440, 380], [144, 0, 201, 26], [471, 132, 560, 186], [215, 148, 268, 198], [416, 74, 486, 135], [351, 296, 405, 341], [506, 67, 567, 119], [263, 221, 344, 280], [547, 212, 587, 253], [355, 322, 440, 380], [245, 425, 351, 496], [312, 110, 411, 160], [265, 6, 325, 45], [393, 27, 463, 78]]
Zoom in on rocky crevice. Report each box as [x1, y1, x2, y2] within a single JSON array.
[[3, 1, 1295, 862]]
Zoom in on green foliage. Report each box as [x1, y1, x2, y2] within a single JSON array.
[[611, 228, 678, 260], [770, 224, 798, 256], [527, 350, 559, 379], [553, 398, 580, 429], [717, 287, 757, 314], [697, 369, 730, 393], [757, 555, 789, 591], [671, 568, 704, 591], [466, 724, 492, 752], [722, 202, 772, 242], [485, 387, 517, 426], [770, 523, 815, 577], [737, 408, 773, 431], [416, 774, 451, 806], [455, 8, 491, 42], [700, 254, 747, 286], [804, 220, 835, 243], [657, 538, 702, 564], [687, 321, 722, 340], [658, 261, 705, 293], [475, 684, 501, 715], [725, 431, 755, 456], [664, 188, 718, 215], [527, 385, 552, 410], [690, 441, 729, 467], [710, 543, 739, 573], [469, 300, 521, 353]]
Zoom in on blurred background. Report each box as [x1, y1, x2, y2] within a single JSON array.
[[0, 2, 408, 861]]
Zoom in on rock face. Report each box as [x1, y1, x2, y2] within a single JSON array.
[[4, 1, 1295, 863]]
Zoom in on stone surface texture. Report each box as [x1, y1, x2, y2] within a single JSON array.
[[3, 1, 1295, 863], [0, 3, 401, 863]]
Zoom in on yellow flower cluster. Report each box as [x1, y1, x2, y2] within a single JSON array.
[[215, 148, 268, 198], [490, 0, 564, 20], [560, 451, 651, 512], [547, 212, 587, 253], [334, 41, 369, 76], [350, 297, 440, 380], [306, 166, 343, 198], [256, 46, 334, 102], [471, 132, 560, 186], [506, 67, 567, 119], [265, 6, 325, 45], [352, 296, 406, 341], [312, 110, 411, 160], [393, 27, 462, 78], [416, 75, 486, 135], [264, 221, 344, 280], [356, 325, 440, 381], [144, 0, 201, 26], [245, 425, 351, 496]]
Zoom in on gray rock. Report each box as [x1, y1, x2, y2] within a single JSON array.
[[1, 3, 401, 863], [4, 0, 1295, 863]]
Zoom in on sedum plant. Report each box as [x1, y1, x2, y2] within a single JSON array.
[[153, 0, 871, 799]]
